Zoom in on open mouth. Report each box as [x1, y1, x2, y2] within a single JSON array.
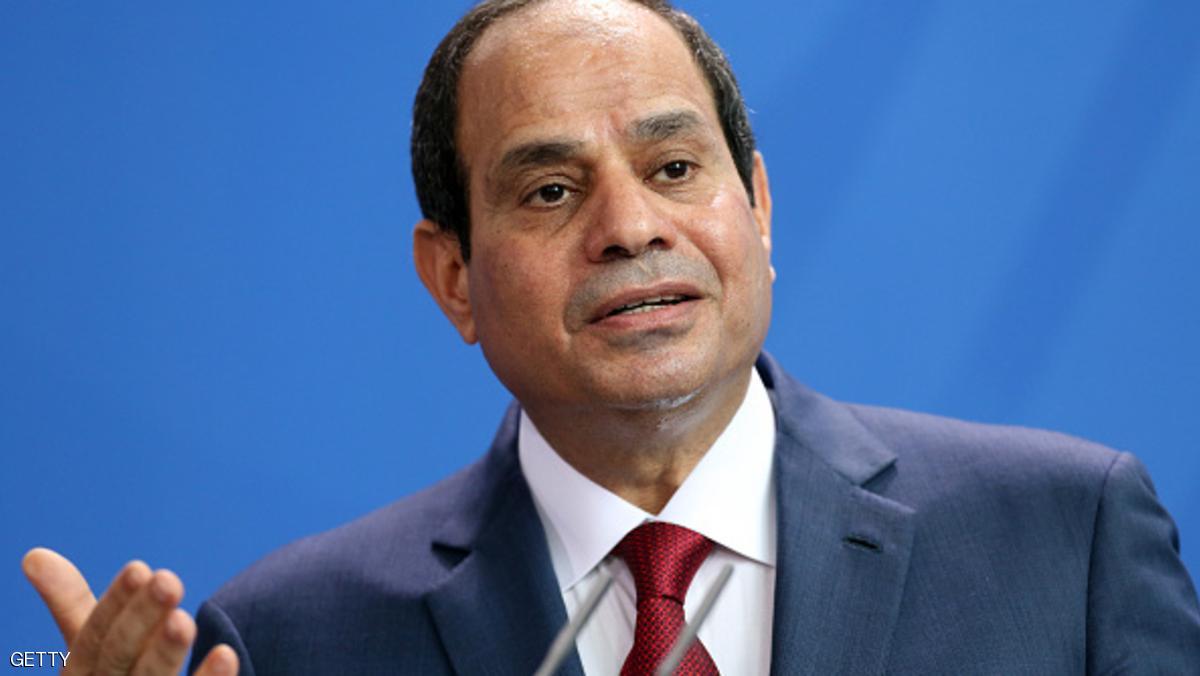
[[604, 294, 691, 318]]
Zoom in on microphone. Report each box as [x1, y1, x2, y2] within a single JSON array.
[[655, 563, 734, 676], [533, 563, 616, 676]]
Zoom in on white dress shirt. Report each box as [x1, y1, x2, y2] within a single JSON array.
[[518, 369, 777, 675]]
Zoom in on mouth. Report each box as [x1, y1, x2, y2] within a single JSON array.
[[589, 284, 703, 324]]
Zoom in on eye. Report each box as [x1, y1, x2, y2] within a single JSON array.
[[525, 182, 571, 207], [654, 160, 694, 182]]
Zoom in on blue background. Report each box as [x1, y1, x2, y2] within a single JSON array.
[[3, 0, 1198, 657]]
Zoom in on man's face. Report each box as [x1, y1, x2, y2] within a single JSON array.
[[448, 0, 773, 415]]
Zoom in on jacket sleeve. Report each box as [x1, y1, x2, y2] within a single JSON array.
[[1086, 451, 1200, 673], [189, 599, 256, 676]]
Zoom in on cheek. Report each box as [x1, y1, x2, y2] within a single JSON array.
[[471, 239, 570, 339], [686, 190, 773, 340], [689, 190, 766, 286]]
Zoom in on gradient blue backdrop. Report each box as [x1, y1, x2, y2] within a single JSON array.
[[3, 0, 1198, 658]]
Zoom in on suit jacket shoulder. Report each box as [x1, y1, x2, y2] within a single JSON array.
[[845, 400, 1122, 517]]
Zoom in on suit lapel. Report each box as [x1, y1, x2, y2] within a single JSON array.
[[424, 406, 585, 676], [759, 355, 915, 675]]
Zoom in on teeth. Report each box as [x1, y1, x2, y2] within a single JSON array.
[[611, 294, 686, 316]]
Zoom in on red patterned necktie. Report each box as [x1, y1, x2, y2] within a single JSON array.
[[613, 522, 720, 676]]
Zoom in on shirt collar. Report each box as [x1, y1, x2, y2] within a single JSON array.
[[518, 368, 777, 592]]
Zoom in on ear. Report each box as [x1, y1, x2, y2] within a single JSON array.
[[413, 219, 477, 344], [750, 151, 775, 282]]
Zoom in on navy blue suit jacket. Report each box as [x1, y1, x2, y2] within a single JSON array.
[[192, 354, 1200, 674]]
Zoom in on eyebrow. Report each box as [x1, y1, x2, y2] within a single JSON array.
[[495, 139, 584, 179], [628, 109, 706, 143], [494, 110, 706, 177]]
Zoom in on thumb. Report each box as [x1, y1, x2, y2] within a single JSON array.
[[22, 548, 97, 645]]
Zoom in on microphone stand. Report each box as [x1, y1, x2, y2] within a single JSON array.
[[533, 564, 616, 676]]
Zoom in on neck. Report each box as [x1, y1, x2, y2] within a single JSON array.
[[524, 368, 752, 514]]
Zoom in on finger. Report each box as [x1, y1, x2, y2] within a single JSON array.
[[193, 644, 239, 676], [22, 547, 98, 643], [130, 608, 194, 676], [67, 559, 153, 673], [94, 569, 183, 676]]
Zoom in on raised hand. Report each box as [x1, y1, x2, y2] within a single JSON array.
[[22, 548, 239, 675]]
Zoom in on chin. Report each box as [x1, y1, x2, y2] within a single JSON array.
[[580, 347, 717, 412]]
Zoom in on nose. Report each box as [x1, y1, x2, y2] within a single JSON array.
[[582, 172, 676, 262]]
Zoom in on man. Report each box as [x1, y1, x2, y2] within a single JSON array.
[[23, 0, 1200, 673]]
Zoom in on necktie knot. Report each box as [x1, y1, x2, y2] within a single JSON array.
[[614, 521, 714, 605]]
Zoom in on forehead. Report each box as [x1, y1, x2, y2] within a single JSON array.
[[457, 0, 719, 171]]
